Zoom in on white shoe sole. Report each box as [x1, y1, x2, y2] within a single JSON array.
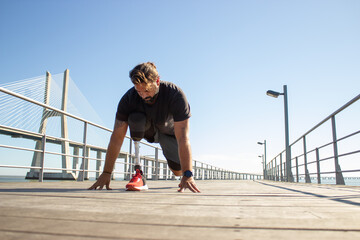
[[126, 185, 149, 191]]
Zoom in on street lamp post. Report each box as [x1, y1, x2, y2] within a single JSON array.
[[257, 140, 267, 180], [266, 85, 293, 182]]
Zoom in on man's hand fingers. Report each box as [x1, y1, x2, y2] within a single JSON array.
[[177, 182, 200, 193], [190, 183, 201, 193], [190, 183, 200, 193], [188, 184, 196, 193], [188, 183, 200, 193], [88, 173, 112, 190]]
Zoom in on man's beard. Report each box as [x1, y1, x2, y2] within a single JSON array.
[[144, 92, 159, 104]]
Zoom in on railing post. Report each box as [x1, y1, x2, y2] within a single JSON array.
[[295, 157, 299, 182], [193, 160, 197, 179], [78, 122, 87, 182], [154, 148, 159, 180], [73, 147, 79, 178], [95, 151, 102, 179], [165, 163, 168, 180], [280, 154, 283, 181], [201, 163, 204, 180], [205, 164, 208, 180], [303, 136, 311, 183], [144, 158, 148, 180], [124, 153, 129, 180], [275, 158, 278, 181], [331, 116, 345, 185], [316, 148, 321, 184], [39, 134, 46, 182]]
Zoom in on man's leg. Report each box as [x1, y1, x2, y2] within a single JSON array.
[[158, 133, 182, 176], [128, 112, 146, 171], [126, 113, 148, 190]]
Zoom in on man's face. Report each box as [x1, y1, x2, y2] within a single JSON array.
[[134, 80, 160, 104]]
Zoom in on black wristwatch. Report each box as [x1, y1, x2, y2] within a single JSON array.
[[183, 170, 193, 178]]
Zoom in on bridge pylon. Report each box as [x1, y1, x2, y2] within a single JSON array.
[[26, 70, 76, 180]]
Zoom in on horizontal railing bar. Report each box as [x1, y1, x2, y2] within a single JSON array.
[[0, 144, 43, 153], [293, 149, 360, 168], [290, 93, 360, 147], [337, 150, 360, 158], [0, 165, 41, 170], [289, 130, 360, 162], [337, 129, 360, 142]]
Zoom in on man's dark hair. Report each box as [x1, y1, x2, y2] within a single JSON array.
[[129, 62, 159, 84]]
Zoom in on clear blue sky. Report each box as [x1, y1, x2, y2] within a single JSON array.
[[1, 0, 359, 174]]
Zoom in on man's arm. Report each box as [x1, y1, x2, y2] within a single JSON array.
[[174, 119, 200, 193], [88, 119, 128, 190]]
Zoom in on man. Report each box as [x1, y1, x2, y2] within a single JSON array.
[[89, 62, 200, 193]]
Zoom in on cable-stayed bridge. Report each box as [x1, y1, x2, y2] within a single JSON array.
[[1, 70, 360, 239], [0, 70, 260, 181]]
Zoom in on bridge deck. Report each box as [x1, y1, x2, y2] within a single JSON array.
[[0, 180, 360, 239]]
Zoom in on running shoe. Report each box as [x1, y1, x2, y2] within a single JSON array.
[[126, 169, 148, 191]]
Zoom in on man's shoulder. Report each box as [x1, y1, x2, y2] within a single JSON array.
[[160, 81, 185, 95], [120, 87, 138, 100], [118, 87, 141, 107], [123, 86, 136, 96]]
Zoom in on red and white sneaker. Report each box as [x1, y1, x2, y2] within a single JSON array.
[[126, 169, 148, 191]]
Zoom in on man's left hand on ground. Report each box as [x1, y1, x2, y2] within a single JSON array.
[[178, 177, 201, 193]]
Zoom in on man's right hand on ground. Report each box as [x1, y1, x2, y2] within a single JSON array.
[[88, 172, 112, 190], [178, 176, 201, 193]]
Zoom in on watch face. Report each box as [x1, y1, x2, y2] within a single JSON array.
[[184, 170, 193, 177]]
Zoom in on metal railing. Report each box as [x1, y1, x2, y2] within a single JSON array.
[[0, 86, 262, 182], [265, 94, 360, 185]]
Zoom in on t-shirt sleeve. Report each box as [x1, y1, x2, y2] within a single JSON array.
[[171, 88, 191, 122], [116, 90, 131, 121]]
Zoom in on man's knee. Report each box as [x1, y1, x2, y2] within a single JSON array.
[[167, 159, 182, 176], [128, 112, 146, 141]]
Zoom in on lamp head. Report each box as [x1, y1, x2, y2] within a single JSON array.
[[257, 142, 264, 145], [266, 90, 282, 98]]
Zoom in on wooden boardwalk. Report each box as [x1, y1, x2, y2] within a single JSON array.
[[0, 180, 360, 239]]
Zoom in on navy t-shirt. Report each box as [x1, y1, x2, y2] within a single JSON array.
[[116, 81, 191, 140]]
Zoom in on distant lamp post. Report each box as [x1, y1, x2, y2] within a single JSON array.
[[266, 85, 293, 182], [257, 140, 267, 180], [258, 155, 264, 179]]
